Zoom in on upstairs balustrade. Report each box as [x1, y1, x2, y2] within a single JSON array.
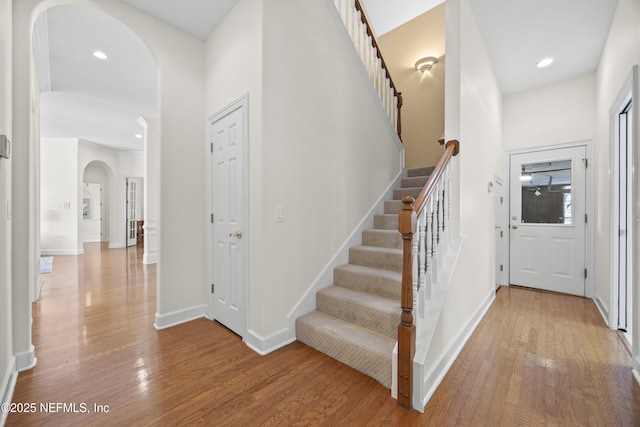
[[332, 0, 402, 139]]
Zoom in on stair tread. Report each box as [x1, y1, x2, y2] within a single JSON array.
[[296, 311, 395, 387], [333, 264, 401, 301], [336, 263, 402, 282], [353, 245, 402, 255], [319, 285, 399, 316]]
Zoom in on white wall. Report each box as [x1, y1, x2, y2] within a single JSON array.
[[40, 139, 143, 253], [0, 0, 15, 419], [258, 0, 403, 338], [594, 0, 640, 373], [40, 138, 79, 254], [204, 0, 403, 346], [424, 0, 503, 388], [503, 74, 596, 150]]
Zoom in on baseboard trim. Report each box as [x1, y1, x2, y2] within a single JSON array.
[[592, 291, 610, 328], [417, 289, 495, 412], [1, 357, 17, 427], [633, 357, 640, 387], [108, 243, 125, 249], [142, 253, 157, 265], [15, 345, 37, 372], [245, 329, 296, 356], [154, 305, 206, 330], [34, 277, 44, 302], [286, 170, 406, 343], [40, 249, 82, 255]]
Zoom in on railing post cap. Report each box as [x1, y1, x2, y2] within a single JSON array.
[[401, 196, 414, 208]]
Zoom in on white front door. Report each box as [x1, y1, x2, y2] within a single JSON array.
[[509, 146, 587, 296], [126, 178, 138, 247], [210, 100, 246, 338]]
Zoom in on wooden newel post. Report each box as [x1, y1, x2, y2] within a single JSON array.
[[398, 196, 416, 410]]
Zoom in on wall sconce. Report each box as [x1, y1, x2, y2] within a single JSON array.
[[415, 56, 438, 73]]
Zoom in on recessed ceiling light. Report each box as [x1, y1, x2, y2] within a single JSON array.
[[536, 58, 553, 68], [93, 51, 108, 60], [135, 134, 143, 139]]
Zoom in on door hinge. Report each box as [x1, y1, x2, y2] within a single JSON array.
[[500, 196, 504, 204], [584, 268, 587, 279], [211, 283, 215, 293], [210, 143, 214, 153], [500, 231, 503, 238], [585, 214, 588, 223], [583, 158, 588, 168], [500, 264, 504, 272], [211, 213, 214, 223]]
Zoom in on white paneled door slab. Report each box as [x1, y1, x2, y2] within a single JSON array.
[[509, 146, 587, 296], [210, 99, 246, 338]]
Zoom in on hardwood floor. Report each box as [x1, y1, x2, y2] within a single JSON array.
[[7, 243, 640, 426]]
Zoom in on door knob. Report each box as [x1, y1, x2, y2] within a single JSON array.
[[229, 231, 243, 239], [511, 225, 518, 230]]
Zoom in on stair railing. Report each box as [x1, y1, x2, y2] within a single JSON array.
[[398, 139, 460, 410], [332, 0, 403, 140]]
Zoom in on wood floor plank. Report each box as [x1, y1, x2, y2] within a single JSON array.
[[7, 245, 640, 425]]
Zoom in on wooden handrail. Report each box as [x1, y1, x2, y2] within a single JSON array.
[[353, 0, 403, 139], [397, 139, 459, 410], [413, 140, 459, 214]]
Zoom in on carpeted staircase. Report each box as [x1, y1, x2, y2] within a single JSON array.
[[296, 165, 435, 388]]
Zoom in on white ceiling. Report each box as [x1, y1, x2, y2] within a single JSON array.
[[469, 0, 619, 94], [35, 0, 620, 152], [37, 5, 156, 150], [360, 0, 445, 37], [120, 0, 237, 41]]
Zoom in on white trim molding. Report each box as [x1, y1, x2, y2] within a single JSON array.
[[15, 345, 37, 372], [245, 329, 295, 356], [142, 220, 158, 264], [154, 305, 206, 330], [1, 357, 18, 427]]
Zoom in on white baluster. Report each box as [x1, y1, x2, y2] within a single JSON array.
[[411, 214, 419, 315]]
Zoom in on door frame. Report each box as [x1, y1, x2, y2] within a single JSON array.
[[206, 93, 250, 335], [503, 140, 595, 298], [494, 174, 507, 289], [609, 66, 638, 348], [125, 177, 142, 247]]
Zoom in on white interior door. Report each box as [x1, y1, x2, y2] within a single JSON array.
[[509, 146, 587, 296], [126, 178, 137, 247], [211, 101, 246, 338]]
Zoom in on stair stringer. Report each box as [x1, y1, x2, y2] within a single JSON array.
[[286, 168, 406, 342]]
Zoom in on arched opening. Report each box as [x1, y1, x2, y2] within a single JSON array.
[[32, 2, 159, 362]]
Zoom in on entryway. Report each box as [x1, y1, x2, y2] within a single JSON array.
[[508, 145, 588, 296]]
